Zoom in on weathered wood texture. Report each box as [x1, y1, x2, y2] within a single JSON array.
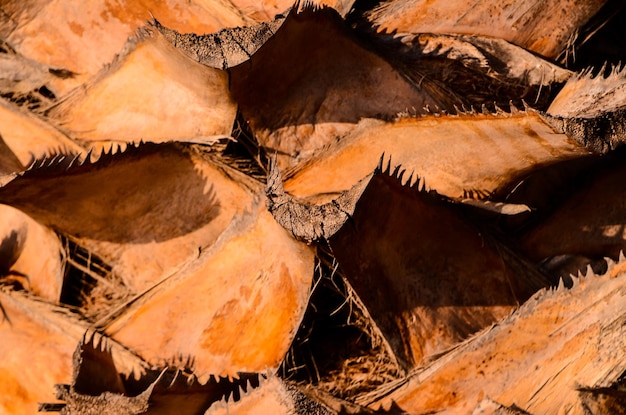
[[365, 0, 607, 60], [361, 258, 626, 414]]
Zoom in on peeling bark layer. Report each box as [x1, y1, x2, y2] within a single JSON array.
[[99, 199, 314, 381], [44, 27, 236, 148], [361, 258, 626, 414], [363, 0, 608, 60], [0, 292, 144, 414], [327, 167, 549, 370], [0, 143, 258, 293], [282, 111, 590, 202]]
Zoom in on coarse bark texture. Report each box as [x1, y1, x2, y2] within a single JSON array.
[[327, 165, 549, 370], [360, 257, 626, 414], [44, 27, 236, 147], [152, 14, 287, 70], [363, 0, 608, 60], [0, 292, 145, 414], [266, 156, 370, 243], [0, 0, 253, 79], [545, 66, 626, 152], [0, 143, 258, 293], [280, 110, 590, 202], [1, 1, 626, 414]]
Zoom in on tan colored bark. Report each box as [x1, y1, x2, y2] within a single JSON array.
[[45, 27, 236, 148], [100, 201, 314, 381], [0, 0, 253, 80], [0, 204, 64, 302], [205, 377, 300, 415], [0, 98, 82, 168], [366, 0, 607, 60], [549, 67, 626, 118], [283, 112, 590, 202], [0, 291, 144, 414], [328, 170, 548, 369], [0, 143, 259, 293], [361, 258, 626, 414], [227, 0, 356, 21], [544, 67, 626, 152]]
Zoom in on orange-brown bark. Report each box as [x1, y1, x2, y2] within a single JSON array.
[[365, 0, 607, 60], [45, 27, 236, 148], [101, 201, 314, 381], [0, 143, 257, 293], [0, 292, 144, 414], [0, 205, 64, 302], [328, 168, 548, 370], [283, 112, 590, 201], [0, 0, 252, 80], [229, 7, 441, 168], [0, 98, 82, 168], [361, 259, 626, 414]]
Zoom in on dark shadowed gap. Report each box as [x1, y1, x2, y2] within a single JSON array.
[[565, 2, 626, 71], [58, 234, 131, 318], [222, 108, 269, 180], [279, 244, 401, 400]]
